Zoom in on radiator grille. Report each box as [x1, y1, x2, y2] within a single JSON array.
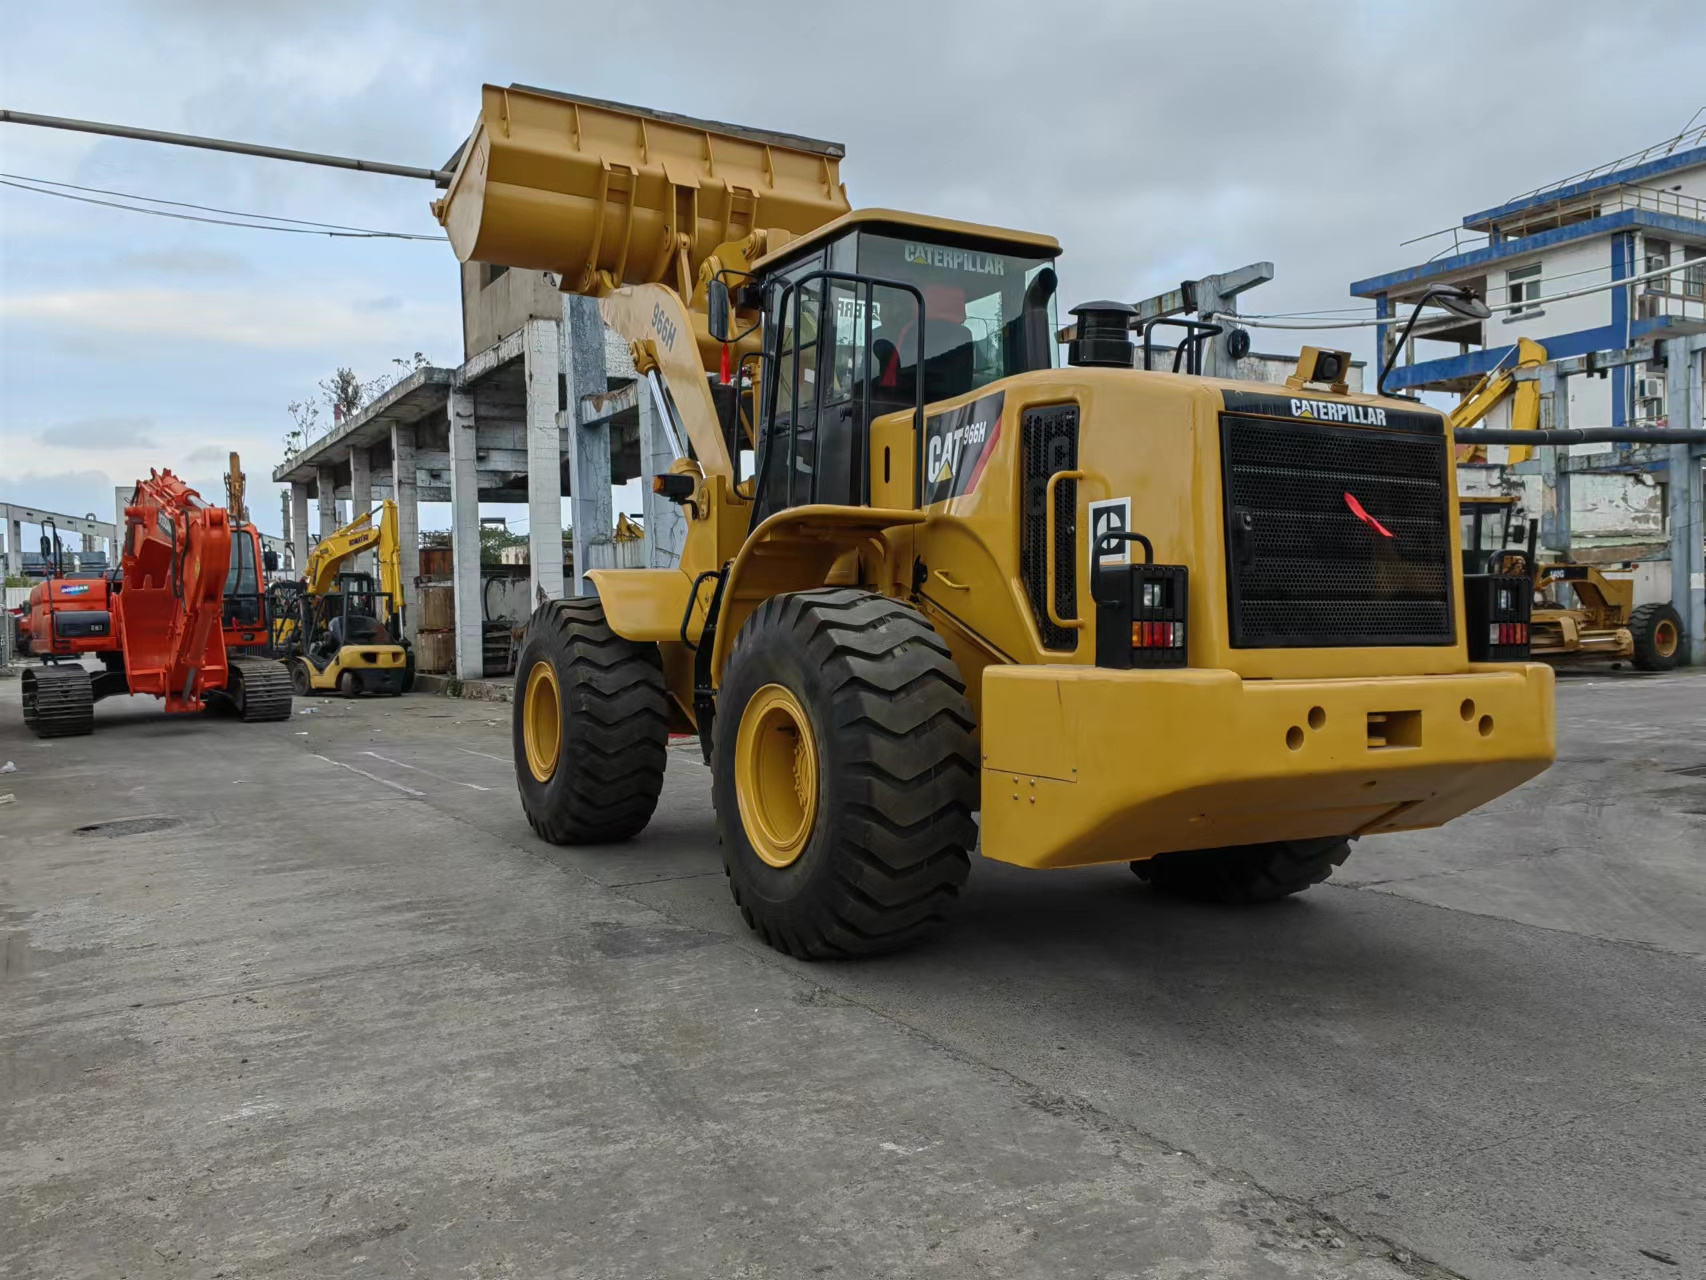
[[1221, 414, 1454, 647], [1020, 404, 1079, 651]]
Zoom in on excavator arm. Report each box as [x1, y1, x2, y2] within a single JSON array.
[[303, 500, 406, 628], [1453, 336, 1546, 464], [119, 470, 232, 712]]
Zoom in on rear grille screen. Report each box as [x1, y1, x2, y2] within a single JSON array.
[[1020, 404, 1079, 651], [1221, 414, 1454, 647]]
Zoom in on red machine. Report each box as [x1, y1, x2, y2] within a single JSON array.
[[21, 470, 292, 737]]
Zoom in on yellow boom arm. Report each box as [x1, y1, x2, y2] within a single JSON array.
[[1453, 336, 1546, 465], [305, 500, 404, 618]]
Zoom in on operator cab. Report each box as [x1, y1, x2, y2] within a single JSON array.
[[716, 210, 1061, 524]]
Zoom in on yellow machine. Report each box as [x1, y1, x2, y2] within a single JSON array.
[[440, 86, 1556, 958], [268, 500, 412, 696], [1464, 496, 1684, 670], [1451, 336, 1546, 464]]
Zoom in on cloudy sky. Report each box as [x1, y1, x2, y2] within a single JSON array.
[[4, 0, 1704, 538]]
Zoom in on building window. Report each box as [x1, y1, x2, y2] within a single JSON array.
[[481, 263, 509, 288], [1685, 248, 1705, 300], [1644, 240, 1672, 294], [1507, 263, 1542, 314]]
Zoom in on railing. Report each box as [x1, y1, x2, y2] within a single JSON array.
[[1506, 113, 1706, 205]]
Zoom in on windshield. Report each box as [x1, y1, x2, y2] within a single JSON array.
[[856, 233, 1057, 400]]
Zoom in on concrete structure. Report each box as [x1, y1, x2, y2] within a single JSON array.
[[274, 287, 689, 680], [2, 503, 117, 577], [1351, 122, 1706, 662]]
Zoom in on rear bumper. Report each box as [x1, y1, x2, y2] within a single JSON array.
[[979, 663, 1555, 869]]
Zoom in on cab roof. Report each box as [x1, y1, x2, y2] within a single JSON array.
[[752, 207, 1061, 273]]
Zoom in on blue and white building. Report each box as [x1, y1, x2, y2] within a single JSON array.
[[1352, 123, 1706, 437]]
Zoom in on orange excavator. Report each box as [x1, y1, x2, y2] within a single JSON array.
[[21, 468, 293, 737]]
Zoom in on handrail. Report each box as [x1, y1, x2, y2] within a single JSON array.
[[1044, 470, 1087, 632]]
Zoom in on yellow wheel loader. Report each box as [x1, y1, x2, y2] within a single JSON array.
[[438, 85, 1555, 958]]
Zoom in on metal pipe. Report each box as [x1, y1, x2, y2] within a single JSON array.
[[1457, 427, 1706, 444], [0, 109, 454, 186]]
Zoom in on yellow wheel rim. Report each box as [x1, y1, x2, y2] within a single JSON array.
[[523, 659, 562, 783], [1655, 619, 1679, 658], [735, 683, 819, 868]]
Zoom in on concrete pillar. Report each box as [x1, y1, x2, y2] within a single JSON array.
[[524, 317, 566, 603], [317, 466, 339, 542], [5, 518, 18, 577], [390, 422, 421, 644], [290, 483, 311, 580], [448, 387, 484, 680], [1668, 337, 1706, 665], [349, 445, 374, 576], [638, 379, 687, 568], [564, 294, 611, 595]]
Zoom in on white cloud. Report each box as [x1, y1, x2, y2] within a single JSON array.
[[37, 415, 157, 450], [1, 286, 456, 351]]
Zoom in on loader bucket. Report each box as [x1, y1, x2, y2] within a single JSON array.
[[433, 84, 851, 294]]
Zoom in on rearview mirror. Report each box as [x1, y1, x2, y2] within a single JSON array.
[[707, 279, 732, 344]]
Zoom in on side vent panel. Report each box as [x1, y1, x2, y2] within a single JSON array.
[[1020, 404, 1080, 651]]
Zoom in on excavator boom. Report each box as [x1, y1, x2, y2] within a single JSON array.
[[118, 470, 233, 712]]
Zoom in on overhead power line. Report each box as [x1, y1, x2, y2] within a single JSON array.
[[1209, 257, 1693, 331], [0, 108, 454, 185], [0, 172, 447, 240]]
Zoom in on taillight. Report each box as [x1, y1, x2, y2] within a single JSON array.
[[1093, 532, 1189, 669], [1465, 573, 1532, 660]]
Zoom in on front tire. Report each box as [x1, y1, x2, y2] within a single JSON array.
[[713, 589, 978, 960], [1134, 837, 1352, 904], [512, 597, 669, 844]]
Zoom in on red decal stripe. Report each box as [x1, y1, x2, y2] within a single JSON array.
[[1343, 491, 1394, 537]]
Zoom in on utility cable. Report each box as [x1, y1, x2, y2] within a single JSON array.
[[0, 171, 440, 236], [1209, 257, 1695, 330], [0, 174, 445, 240]]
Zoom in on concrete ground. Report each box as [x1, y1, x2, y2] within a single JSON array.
[[1, 664, 1702, 1280]]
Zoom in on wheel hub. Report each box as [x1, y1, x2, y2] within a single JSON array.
[[1655, 619, 1679, 658], [735, 683, 819, 868], [523, 659, 562, 783]]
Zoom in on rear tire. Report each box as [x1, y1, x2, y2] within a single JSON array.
[[1133, 837, 1352, 904], [513, 597, 669, 844], [1629, 602, 1682, 671], [22, 665, 95, 738], [712, 589, 978, 960]]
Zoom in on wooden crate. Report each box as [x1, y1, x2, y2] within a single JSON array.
[[413, 628, 455, 674], [418, 583, 455, 631], [419, 547, 453, 579]]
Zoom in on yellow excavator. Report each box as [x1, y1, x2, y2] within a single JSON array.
[[438, 85, 1555, 959], [268, 499, 412, 696]]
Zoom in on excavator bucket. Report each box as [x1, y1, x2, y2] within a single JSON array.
[[433, 84, 850, 295]]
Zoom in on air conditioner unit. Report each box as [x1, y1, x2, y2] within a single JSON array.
[[1637, 375, 1666, 400]]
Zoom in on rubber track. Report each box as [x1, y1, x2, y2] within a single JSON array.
[[229, 655, 294, 722], [521, 597, 669, 844], [719, 588, 978, 958], [23, 665, 95, 738]]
